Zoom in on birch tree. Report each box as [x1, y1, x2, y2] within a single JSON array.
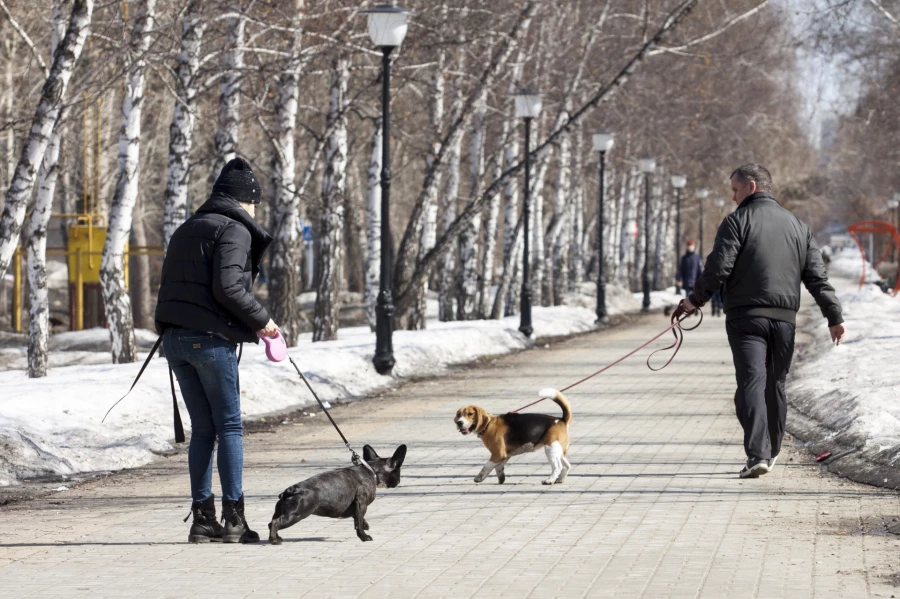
[[313, 56, 349, 342], [0, 0, 94, 280], [268, 0, 304, 346], [407, 20, 448, 330], [364, 119, 382, 330], [456, 95, 486, 320], [437, 120, 463, 321], [25, 0, 69, 378], [100, 0, 157, 364], [162, 0, 205, 247], [212, 15, 244, 179]]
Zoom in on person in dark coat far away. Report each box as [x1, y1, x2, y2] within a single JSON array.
[[155, 157, 280, 543], [675, 163, 845, 479], [676, 239, 703, 296]]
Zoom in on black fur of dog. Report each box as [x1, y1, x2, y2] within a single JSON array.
[[267, 444, 407, 544]]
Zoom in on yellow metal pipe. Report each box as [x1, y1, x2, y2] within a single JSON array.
[[75, 247, 84, 331]]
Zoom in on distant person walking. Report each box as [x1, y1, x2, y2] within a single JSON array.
[[155, 158, 280, 543], [676, 239, 703, 296], [676, 164, 845, 479]]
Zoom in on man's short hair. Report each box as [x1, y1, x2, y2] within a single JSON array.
[[730, 164, 773, 193]]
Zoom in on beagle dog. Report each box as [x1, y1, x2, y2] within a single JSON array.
[[454, 388, 572, 485]]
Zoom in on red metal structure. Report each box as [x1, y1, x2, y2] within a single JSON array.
[[846, 220, 900, 294]]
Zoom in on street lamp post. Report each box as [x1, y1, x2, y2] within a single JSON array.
[[362, 3, 412, 375], [514, 90, 543, 338], [592, 131, 614, 322], [639, 157, 656, 312], [696, 188, 709, 257], [670, 173, 687, 295]]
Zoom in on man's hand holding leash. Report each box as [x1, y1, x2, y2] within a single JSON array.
[[673, 296, 698, 321]]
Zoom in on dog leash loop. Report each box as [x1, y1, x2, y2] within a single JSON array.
[[510, 307, 703, 413]]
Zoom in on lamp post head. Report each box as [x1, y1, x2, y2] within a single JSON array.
[[513, 89, 543, 119], [361, 4, 414, 48], [670, 173, 687, 189], [890, 198, 899, 210], [592, 131, 615, 153], [715, 198, 726, 208], [639, 156, 656, 174], [696, 188, 709, 199]]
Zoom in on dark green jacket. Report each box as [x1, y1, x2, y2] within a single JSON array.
[[689, 192, 843, 327]]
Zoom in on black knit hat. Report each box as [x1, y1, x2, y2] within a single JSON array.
[[212, 158, 261, 204]]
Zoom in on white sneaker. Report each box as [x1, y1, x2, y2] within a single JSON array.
[[768, 455, 778, 470], [739, 458, 771, 479]]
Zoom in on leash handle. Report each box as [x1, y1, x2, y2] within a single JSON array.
[[646, 307, 703, 372]]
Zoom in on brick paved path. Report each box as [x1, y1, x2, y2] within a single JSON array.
[[1, 315, 899, 598]]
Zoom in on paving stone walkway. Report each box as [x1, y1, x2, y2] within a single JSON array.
[[1, 314, 899, 598]]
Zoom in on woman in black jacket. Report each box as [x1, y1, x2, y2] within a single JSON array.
[[155, 158, 279, 543]]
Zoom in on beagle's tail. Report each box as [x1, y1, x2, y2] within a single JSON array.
[[538, 388, 572, 425]]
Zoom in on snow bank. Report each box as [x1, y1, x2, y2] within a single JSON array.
[[789, 259, 900, 478], [827, 246, 881, 282], [0, 305, 597, 485]]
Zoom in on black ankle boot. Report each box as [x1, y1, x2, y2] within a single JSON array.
[[222, 495, 260, 544], [185, 495, 224, 543]]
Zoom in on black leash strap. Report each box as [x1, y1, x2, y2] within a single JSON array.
[[286, 355, 369, 470], [102, 335, 186, 444], [168, 365, 186, 443]]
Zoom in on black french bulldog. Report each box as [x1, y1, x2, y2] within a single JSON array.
[[268, 444, 407, 544]]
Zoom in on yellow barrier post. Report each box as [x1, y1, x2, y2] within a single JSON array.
[[13, 247, 21, 333], [75, 247, 84, 331]]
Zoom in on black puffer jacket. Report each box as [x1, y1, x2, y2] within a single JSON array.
[[690, 192, 843, 327], [155, 194, 272, 343]]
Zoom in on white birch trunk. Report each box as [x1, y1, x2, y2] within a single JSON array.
[[364, 119, 382, 331], [568, 131, 585, 291], [652, 174, 665, 291], [437, 129, 462, 321], [545, 123, 571, 305], [268, 0, 304, 345], [408, 36, 446, 330], [162, 0, 204, 248], [312, 57, 349, 342], [212, 16, 244, 180], [477, 154, 502, 318], [456, 96, 487, 320], [499, 125, 521, 316], [619, 168, 641, 286], [101, 0, 156, 364], [26, 0, 69, 378], [0, 0, 93, 279]]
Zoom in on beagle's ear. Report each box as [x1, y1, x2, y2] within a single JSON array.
[[363, 445, 379, 462], [474, 407, 487, 431]]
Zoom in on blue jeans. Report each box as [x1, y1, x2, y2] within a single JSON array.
[[163, 328, 243, 503]]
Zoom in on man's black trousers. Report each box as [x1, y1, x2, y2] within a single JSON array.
[[725, 316, 796, 460]]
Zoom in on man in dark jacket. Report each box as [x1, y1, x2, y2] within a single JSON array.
[[676, 239, 702, 295], [677, 164, 846, 479], [156, 158, 279, 543]]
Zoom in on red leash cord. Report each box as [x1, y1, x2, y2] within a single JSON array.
[[510, 307, 704, 413]]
